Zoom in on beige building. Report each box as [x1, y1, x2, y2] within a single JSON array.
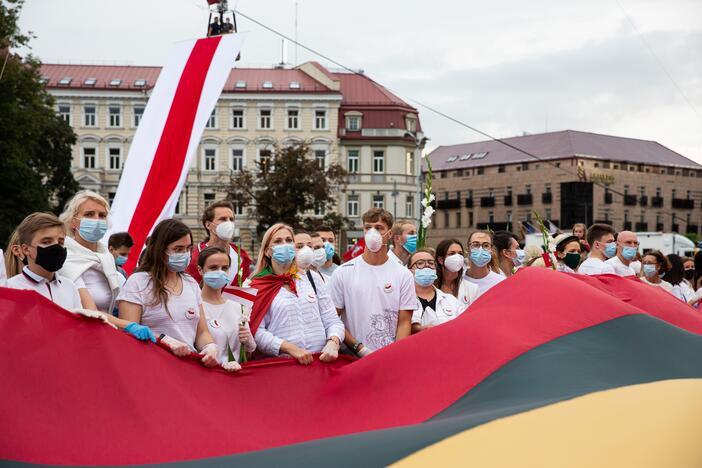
[[425, 130, 702, 246], [41, 62, 424, 252]]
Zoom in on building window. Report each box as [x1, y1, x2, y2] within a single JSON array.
[[287, 108, 300, 129], [133, 105, 144, 127], [498, 165, 505, 173], [456, 211, 462, 228], [314, 202, 326, 216], [258, 148, 272, 171], [488, 211, 494, 224], [545, 183, 552, 193], [58, 104, 71, 125], [206, 109, 217, 129], [314, 149, 326, 169], [373, 150, 385, 173], [469, 211, 474, 227], [108, 192, 116, 206], [314, 109, 327, 129], [259, 108, 272, 129], [231, 107, 245, 129], [347, 196, 359, 217], [108, 147, 121, 170], [347, 116, 360, 131], [347, 149, 359, 173], [204, 193, 215, 206], [108, 105, 121, 127], [204, 148, 217, 171], [231, 148, 244, 172], [175, 193, 184, 215], [406, 195, 414, 218], [83, 147, 96, 168], [656, 187, 661, 197], [372, 194, 384, 209], [406, 151, 415, 175], [444, 211, 450, 228], [83, 105, 97, 127], [525, 184, 532, 194], [521, 162, 529, 171], [232, 198, 243, 216], [406, 116, 417, 132], [507, 186, 513, 196], [545, 208, 552, 219], [477, 167, 484, 175]]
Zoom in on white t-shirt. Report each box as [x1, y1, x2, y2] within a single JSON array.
[[330, 255, 416, 351], [463, 270, 505, 298], [117, 272, 202, 349], [640, 277, 674, 292], [7, 266, 82, 311], [578, 256, 617, 276], [605, 256, 636, 277], [202, 299, 254, 363], [456, 278, 480, 310], [387, 249, 406, 266], [0, 249, 6, 287], [411, 288, 463, 326], [79, 267, 114, 312], [671, 282, 696, 303]]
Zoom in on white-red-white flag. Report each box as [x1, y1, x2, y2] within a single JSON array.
[[223, 286, 258, 309], [108, 34, 245, 273]]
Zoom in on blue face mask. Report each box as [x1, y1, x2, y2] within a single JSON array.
[[115, 255, 128, 267], [604, 242, 617, 259], [470, 248, 492, 268], [643, 264, 658, 278], [513, 249, 526, 267], [323, 241, 335, 261], [272, 244, 296, 266], [167, 252, 190, 272], [78, 218, 108, 243], [622, 246, 638, 261], [414, 268, 437, 287], [403, 234, 418, 254], [203, 270, 230, 289]]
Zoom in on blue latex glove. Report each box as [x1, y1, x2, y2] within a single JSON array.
[[124, 322, 156, 342]]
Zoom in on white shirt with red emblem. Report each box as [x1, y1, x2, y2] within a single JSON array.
[[117, 272, 202, 349], [7, 266, 82, 311], [411, 287, 464, 327], [330, 255, 416, 351], [202, 299, 254, 363]]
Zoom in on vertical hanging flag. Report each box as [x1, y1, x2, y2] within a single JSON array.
[[108, 34, 245, 273]]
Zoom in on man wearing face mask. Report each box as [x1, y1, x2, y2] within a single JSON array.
[[187, 200, 252, 287], [309, 233, 330, 280], [293, 230, 327, 289], [604, 231, 639, 277], [388, 221, 418, 266], [578, 224, 617, 276], [329, 208, 416, 356], [315, 225, 339, 277], [553, 233, 582, 273], [464, 230, 505, 297]]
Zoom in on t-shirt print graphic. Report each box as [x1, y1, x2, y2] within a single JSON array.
[[365, 309, 398, 350]]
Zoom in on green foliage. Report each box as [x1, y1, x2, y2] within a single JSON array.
[[684, 232, 699, 244], [0, 0, 79, 247], [226, 142, 349, 238]]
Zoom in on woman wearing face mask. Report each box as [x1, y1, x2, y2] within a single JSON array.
[[409, 248, 462, 334], [118, 219, 222, 368], [553, 233, 583, 273], [464, 230, 505, 297], [666, 254, 696, 302], [435, 238, 479, 311], [494, 231, 523, 277], [640, 251, 673, 292], [58, 190, 122, 313], [249, 224, 344, 365], [198, 247, 256, 371], [310, 233, 329, 279]]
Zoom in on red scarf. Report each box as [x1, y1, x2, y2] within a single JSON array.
[[248, 267, 298, 335]]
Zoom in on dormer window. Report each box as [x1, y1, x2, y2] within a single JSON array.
[[289, 81, 301, 89], [405, 114, 418, 132], [58, 77, 72, 85], [345, 111, 363, 131], [134, 79, 147, 87], [235, 80, 247, 88], [84, 78, 97, 86], [109, 79, 122, 87], [262, 81, 273, 89]]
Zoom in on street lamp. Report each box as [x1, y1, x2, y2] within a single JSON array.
[[404, 131, 429, 226]]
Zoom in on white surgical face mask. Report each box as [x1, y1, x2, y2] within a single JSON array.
[[215, 221, 236, 241], [364, 228, 383, 253], [444, 254, 465, 273], [312, 248, 327, 268], [296, 246, 314, 270]]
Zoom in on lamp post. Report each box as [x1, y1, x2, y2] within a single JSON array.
[[404, 131, 429, 226]]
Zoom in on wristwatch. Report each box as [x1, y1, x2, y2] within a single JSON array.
[[352, 341, 364, 353]]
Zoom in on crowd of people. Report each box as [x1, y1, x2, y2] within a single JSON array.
[[2, 189, 702, 371]]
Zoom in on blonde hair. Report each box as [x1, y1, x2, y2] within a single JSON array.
[[4, 226, 24, 278], [253, 223, 295, 275], [58, 190, 110, 236]]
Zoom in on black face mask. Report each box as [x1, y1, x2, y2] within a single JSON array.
[[21, 255, 28, 266], [33, 244, 68, 272], [684, 269, 695, 281]]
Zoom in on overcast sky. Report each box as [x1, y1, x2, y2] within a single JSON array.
[[17, 0, 702, 163]]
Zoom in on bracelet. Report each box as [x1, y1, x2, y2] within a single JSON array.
[[352, 341, 363, 353]]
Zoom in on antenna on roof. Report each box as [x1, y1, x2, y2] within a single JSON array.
[[275, 39, 288, 69]]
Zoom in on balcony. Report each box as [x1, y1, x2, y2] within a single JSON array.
[[639, 196, 648, 207], [635, 222, 648, 231], [688, 224, 700, 234], [542, 192, 553, 204], [437, 199, 461, 210], [651, 196, 664, 208], [517, 193, 533, 205], [623, 195, 637, 206], [672, 198, 694, 210], [656, 223, 664, 232], [477, 222, 510, 230], [594, 219, 613, 226], [623, 221, 632, 230], [465, 198, 474, 208], [503, 195, 513, 206], [480, 196, 496, 208]]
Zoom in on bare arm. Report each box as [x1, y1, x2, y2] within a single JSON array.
[[78, 288, 98, 311], [194, 304, 215, 351], [395, 310, 413, 341]]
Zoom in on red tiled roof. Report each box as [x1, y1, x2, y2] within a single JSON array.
[[427, 130, 701, 171], [332, 72, 409, 106]]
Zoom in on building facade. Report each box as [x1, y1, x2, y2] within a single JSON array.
[[425, 130, 702, 246], [41, 62, 424, 251]]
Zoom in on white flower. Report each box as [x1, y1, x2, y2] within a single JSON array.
[[421, 193, 435, 208], [421, 215, 432, 229]]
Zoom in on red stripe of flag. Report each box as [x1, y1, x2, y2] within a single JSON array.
[[124, 36, 223, 274]]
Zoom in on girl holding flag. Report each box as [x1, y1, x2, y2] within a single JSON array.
[[248, 223, 344, 365]]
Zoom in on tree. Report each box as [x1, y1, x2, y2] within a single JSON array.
[[227, 142, 351, 237], [0, 0, 79, 246]]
